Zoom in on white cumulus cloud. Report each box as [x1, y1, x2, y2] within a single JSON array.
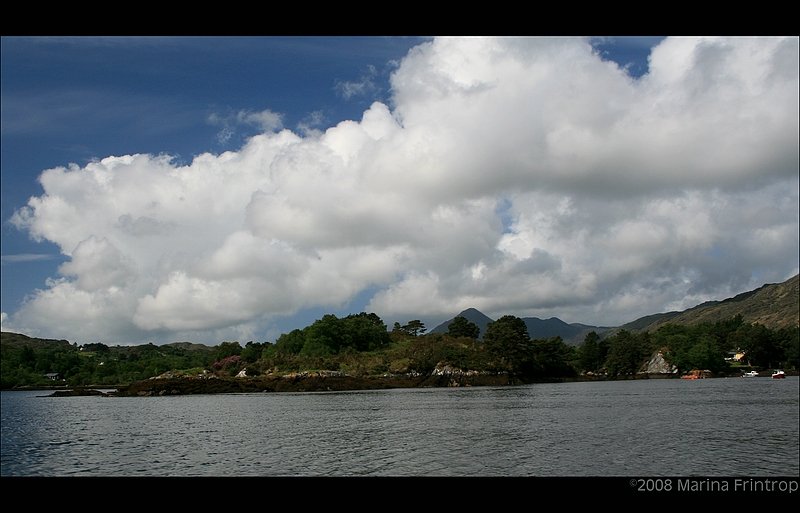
[[6, 36, 798, 343], [335, 64, 379, 100], [208, 108, 284, 144]]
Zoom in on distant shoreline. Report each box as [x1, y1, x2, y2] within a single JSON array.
[[16, 370, 796, 397]]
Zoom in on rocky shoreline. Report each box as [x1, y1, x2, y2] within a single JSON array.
[[42, 388, 113, 397], [116, 370, 517, 397], [32, 366, 797, 398]]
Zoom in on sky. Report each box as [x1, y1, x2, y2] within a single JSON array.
[[1, 36, 798, 345]]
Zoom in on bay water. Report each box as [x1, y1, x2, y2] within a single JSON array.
[[2, 377, 797, 476]]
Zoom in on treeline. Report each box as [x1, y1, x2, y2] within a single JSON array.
[[0, 332, 221, 388], [577, 315, 799, 376], [2, 313, 797, 388], [245, 313, 576, 380], [0, 313, 577, 387]]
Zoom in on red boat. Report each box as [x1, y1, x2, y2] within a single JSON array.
[[771, 370, 786, 379], [681, 369, 710, 380]]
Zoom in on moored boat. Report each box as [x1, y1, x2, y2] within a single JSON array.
[[681, 369, 710, 380], [743, 370, 760, 377], [771, 370, 786, 379]]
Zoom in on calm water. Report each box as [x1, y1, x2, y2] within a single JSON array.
[[1, 378, 798, 476]]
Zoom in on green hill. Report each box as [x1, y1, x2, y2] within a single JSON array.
[[623, 274, 799, 332], [0, 331, 72, 349], [1, 332, 216, 388]]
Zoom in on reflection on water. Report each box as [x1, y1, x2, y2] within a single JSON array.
[[2, 378, 798, 476]]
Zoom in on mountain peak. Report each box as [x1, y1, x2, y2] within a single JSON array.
[[430, 308, 495, 338]]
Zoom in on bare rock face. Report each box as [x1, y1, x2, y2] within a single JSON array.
[[643, 351, 677, 374], [431, 362, 487, 377], [429, 362, 503, 387], [432, 363, 462, 377]]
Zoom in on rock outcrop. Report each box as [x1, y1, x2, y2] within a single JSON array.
[[45, 389, 110, 397], [642, 351, 677, 375]]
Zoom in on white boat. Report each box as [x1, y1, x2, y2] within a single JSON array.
[[771, 370, 786, 379], [743, 370, 759, 377]]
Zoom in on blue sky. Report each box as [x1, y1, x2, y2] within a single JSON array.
[[2, 36, 797, 344], [1, 37, 426, 315]]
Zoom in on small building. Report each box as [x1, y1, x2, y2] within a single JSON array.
[[44, 373, 60, 381], [725, 350, 746, 362]]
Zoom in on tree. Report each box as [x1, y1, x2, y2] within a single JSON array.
[[300, 336, 333, 357], [241, 341, 265, 363], [83, 342, 110, 353], [484, 315, 531, 373], [711, 314, 745, 353], [735, 323, 784, 368], [578, 331, 601, 373], [214, 341, 242, 361], [651, 321, 732, 374], [20, 345, 35, 366], [686, 335, 727, 373], [303, 314, 349, 355], [605, 330, 647, 377], [342, 312, 391, 351], [531, 337, 575, 377], [401, 320, 427, 337], [275, 329, 306, 355], [447, 316, 480, 339], [775, 327, 799, 370]]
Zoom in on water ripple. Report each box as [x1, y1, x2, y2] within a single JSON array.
[[2, 378, 797, 476]]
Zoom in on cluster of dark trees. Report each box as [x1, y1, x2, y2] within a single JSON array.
[[576, 315, 799, 376], [577, 330, 651, 377], [1, 333, 216, 387], [273, 312, 391, 357], [481, 315, 574, 377], [446, 316, 481, 339]]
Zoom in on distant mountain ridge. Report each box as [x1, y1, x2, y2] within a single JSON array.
[[522, 317, 612, 345], [5, 276, 796, 352], [430, 274, 798, 344], [429, 309, 610, 345]]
